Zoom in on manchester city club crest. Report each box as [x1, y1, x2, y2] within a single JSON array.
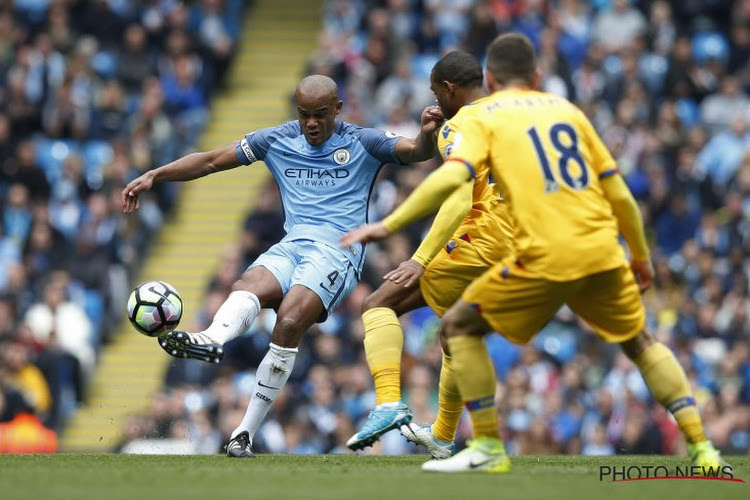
[[333, 148, 351, 165]]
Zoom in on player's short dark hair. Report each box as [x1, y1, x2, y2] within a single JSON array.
[[431, 51, 483, 89], [486, 33, 536, 85]]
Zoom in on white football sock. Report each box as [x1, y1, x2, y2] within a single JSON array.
[[202, 290, 260, 344], [232, 342, 298, 440]]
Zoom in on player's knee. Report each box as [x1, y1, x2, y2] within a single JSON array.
[[273, 314, 306, 347], [275, 314, 304, 335], [442, 302, 484, 339], [362, 290, 401, 315], [438, 324, 451, 354], [620, 329, 654, 360], [231, 276, 251, 292], [361, 291, 386, 313], [441, 308, 467, 338]]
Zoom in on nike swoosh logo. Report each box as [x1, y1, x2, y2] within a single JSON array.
[[258, 381, 280, 390], [147, 286, 169, 301], [469, 458, 496, 469]]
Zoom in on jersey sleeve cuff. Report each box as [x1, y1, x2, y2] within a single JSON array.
[[382, 215, 398, 233], [450, 158, 476, 179], [598, 166, 619, 179], [411, 251, 431, 267]]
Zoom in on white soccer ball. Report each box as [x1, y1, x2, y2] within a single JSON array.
[[127, 281, 183, 337]]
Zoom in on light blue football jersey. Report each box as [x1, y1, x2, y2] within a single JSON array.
[[235, 120, 403, 276]]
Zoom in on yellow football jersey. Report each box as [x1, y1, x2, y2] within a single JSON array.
[[448, 88, 625, 281], [437, 105, 513, 262]]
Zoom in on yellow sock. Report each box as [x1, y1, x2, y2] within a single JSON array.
[[447, 335, 498, 438], [363, 307, 403, 405], [432, 351, 463, 442], [634, 342, 707, 444]]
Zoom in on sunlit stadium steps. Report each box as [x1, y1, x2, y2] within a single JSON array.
[[61, 0, 324, 452]]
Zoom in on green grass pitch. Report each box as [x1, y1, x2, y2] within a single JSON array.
[[1, 454, 748, 500]]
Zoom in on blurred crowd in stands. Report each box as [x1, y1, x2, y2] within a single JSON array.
[[0, 0, 244, 450]]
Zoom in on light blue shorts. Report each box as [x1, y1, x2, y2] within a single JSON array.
[[249, 239, 359, 321]]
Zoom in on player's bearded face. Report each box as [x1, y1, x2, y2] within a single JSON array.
[[296, 97, 341, 146]]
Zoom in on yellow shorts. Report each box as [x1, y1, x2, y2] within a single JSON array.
[[461, 261, 646, 344], [420, 232, 504, 317]]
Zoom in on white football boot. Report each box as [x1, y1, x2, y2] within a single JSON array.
[[400, 423, 455, 459], [421, 437, 511, 473]]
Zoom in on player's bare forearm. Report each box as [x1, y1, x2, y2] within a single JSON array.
[[151, 144, 242, 183], [340, 221, 391, 247], [382, 160, 473, 234], [412, 182, 473, 266], [394, 105, 442, 163], [411, 126, 438, 162], [122, 142, 241, 213], [394, 132, 437, 164]]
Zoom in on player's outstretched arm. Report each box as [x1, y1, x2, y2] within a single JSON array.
[[393, 105, 443, 164], [121, 142, 242, 213], [340, 159, 473, 247], [411, 181, 473, 267], [386, 182, 473, 287], [600, 173, 653, 291]]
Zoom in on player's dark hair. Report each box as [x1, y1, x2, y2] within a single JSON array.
[[432, 51, 483, 89], [486, 33, 536, 85]]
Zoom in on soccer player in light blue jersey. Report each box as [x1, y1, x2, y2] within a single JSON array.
[[121, 75, 443, 458]]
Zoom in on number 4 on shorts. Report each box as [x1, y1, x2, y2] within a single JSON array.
[[320, 270, 339, 290], [327, 271, 339, 287]]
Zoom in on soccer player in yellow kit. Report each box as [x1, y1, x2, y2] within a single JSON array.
[[346, 51, 513, 457], [343, 33, 728, 474]]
